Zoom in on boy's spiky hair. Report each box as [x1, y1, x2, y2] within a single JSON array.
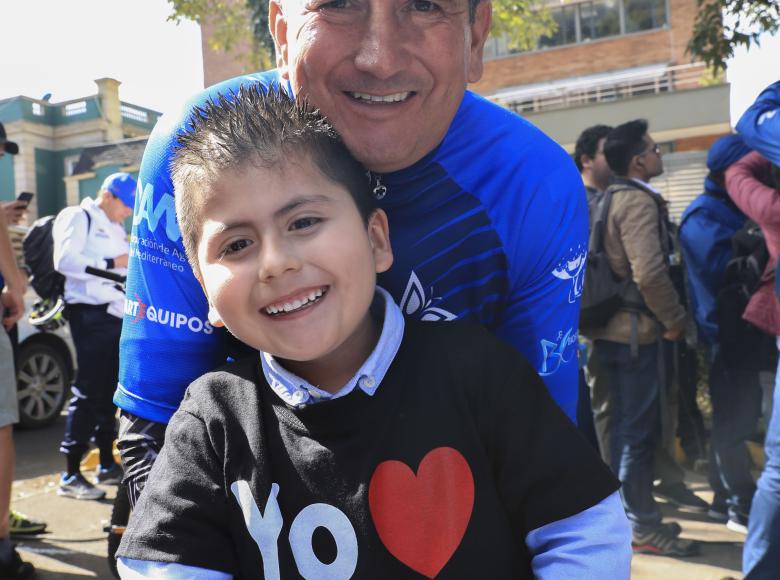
[[171, 85, 374, 278]]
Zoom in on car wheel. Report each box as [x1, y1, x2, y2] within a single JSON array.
[[16, 342, 68, 428]]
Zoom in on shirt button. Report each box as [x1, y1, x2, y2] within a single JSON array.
[[360, 376, 376, 389], [291, 390, 307, 404]]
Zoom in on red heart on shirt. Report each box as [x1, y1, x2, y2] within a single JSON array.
[[368, 446, 474, 578]]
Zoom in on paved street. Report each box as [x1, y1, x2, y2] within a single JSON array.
[[10, 415, 746, 579]]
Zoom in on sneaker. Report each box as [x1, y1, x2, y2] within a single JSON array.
[[708, 501, 729, 523], [57, 473, 106, 501], [726, 512, 749, 535], [8, 511, 46, 536], [93, 463, 124, 485], [0, 546, 35, 579], [653, 483, 708, 513], [659, 521, 682, 537], [632, 528, 700, 557]]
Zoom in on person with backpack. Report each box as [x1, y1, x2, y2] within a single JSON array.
[[583, 119, 697, 557], [679, 134, 761, 534], [730, 81, 780, 579], [53, 172, 134, 501]]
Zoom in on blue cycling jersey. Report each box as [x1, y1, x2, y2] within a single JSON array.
[[114, 70, 587, 424]]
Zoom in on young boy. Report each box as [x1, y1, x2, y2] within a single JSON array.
[[117, 87, 630, 579]]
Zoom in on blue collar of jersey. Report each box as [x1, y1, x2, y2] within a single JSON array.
[[260, 286, 405, 407]]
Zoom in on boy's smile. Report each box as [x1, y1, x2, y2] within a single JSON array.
[[196, 157, 393, 390]]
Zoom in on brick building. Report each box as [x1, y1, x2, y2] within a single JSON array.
[[201, 0, 726, 219], [0, 78, 159, 222]]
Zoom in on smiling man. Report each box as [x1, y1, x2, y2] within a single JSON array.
[[115, 0, 589, 512]]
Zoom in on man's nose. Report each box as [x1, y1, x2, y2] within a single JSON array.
[[353, 6, 411, 80]]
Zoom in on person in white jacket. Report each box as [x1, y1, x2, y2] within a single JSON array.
[[54, 172, 134, 501]]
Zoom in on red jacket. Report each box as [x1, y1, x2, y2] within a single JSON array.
[[725, 151, 780, 336]]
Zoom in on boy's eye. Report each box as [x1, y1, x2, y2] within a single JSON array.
[[290, 217, 322, 231], [220, 238, 252, 257], [316, 0, 349, 10]]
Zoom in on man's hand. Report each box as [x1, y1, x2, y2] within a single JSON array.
[[0, 285, 25, 329], [113, 254, 129, 269], [663, 325, 685, 342], [1, 200, 29, 225]]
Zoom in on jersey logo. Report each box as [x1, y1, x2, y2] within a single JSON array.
[[399, 272, 456, 322], [539, 327, 577, 376], [552, 245, 587, 304], [758, 109, 777, 125], [133, 182, 181, 242], [369, 447, 474, 578]]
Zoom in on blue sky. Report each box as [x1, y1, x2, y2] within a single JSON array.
[[0, 0, 777, 122]]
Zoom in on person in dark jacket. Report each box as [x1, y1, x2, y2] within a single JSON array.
[[679, 134, 756, 533]]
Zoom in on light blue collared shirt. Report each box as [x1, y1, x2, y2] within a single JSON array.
[[260, 286, 404, 407]]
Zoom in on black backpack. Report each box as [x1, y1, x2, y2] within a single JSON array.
[[22, 209, 91, 301], [579, 187, 630, 330], [715, 220, 775, 369]]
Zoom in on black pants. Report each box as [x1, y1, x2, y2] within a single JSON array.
[[60, 304, 121, 463], [117, 411, 166, 508]]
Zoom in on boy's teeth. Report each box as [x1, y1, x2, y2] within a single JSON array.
[[266, 288, 326, 315]]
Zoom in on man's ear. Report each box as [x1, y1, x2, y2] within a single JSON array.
[[467, 0, 493, 84], [269, 0, 290, 79], [367, 209, 393, 274]]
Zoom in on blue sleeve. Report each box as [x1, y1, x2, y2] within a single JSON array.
[[117, 558, 233, 579], [439, 96, 587, 422], [525, 491, 632, 580], [115, 70, 283, 423], [736, 81, 780, 166]]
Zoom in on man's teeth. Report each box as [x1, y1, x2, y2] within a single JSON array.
[[351, 92, 410, 103], [266, 288, 325, 315]]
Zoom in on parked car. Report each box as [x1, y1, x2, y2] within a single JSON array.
[[15, 291, 76, 428]]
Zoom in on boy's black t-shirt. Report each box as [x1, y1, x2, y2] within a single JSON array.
[[118, 321, 619, 579]]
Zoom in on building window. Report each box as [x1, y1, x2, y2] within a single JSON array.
[[487, 0, 667, 58], [624, 0, 666, 33], [121, 105, 149, 123], [32, 103, 44, 116], [539, 4, 578, 48], [64, 101, 87, 117]]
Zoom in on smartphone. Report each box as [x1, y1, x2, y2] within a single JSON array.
[[16, 191, 34, 206]]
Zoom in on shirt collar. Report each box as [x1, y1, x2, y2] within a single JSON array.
[[260, 286, 405, 408], [630, 178, 662, 196]]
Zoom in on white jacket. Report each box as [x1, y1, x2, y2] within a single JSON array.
[[53, 197, 129, 318]]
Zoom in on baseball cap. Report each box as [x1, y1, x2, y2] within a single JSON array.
[[101, 172, 137, 209], [0, 122, 19, 155], [706, 134, 751, 173]]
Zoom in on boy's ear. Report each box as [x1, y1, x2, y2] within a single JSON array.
[[207, 302, 225, 328], [269, 0, 290, 79], [368, 209, 393, 274]]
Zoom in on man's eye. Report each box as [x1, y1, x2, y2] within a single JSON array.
[[290, 217, 321, 231], [221, 239, 252, 257], [317, 0, 348, 10], [412, 0, 439, 12]]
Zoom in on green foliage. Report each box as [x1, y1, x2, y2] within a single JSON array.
[[167, 0, 552, 71], [491, 0, 555, 52], [688, 0, 780, 72]]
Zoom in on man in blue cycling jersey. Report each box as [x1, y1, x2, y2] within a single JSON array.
[[115, 0, 588, 506]]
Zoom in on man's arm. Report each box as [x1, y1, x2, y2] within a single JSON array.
[[0, 208, 26, 328], [52, 209, 112, 279]]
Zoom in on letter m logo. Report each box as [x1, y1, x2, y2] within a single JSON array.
[[133, 182, 181, 242]]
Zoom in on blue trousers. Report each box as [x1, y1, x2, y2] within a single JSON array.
[[744, 344, 780, 578], [708, 352, 761, 518], [60, 304, 121, 461], [594, 340, 663, 532]]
